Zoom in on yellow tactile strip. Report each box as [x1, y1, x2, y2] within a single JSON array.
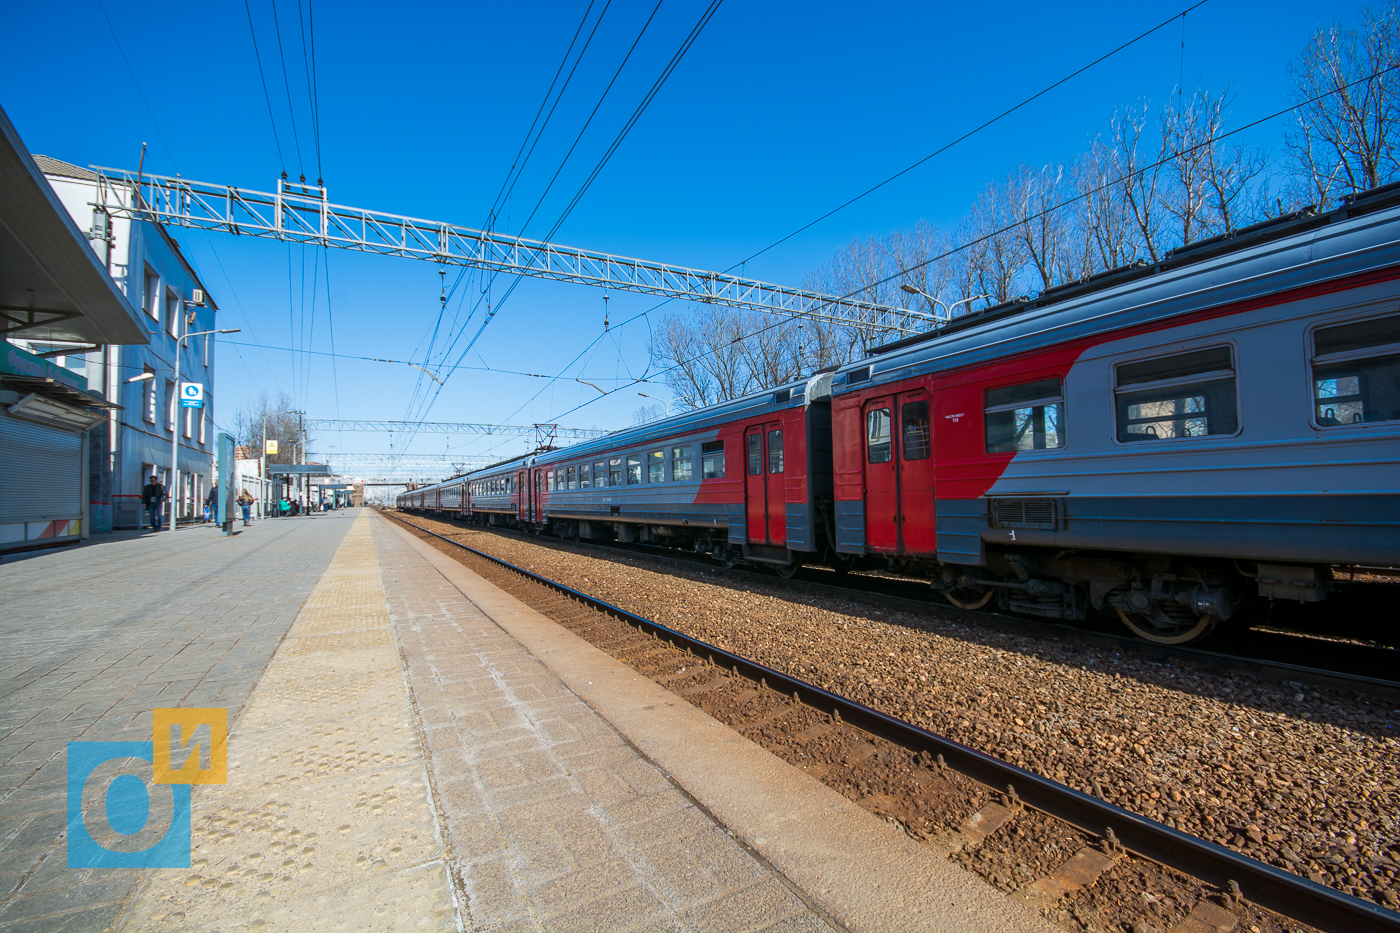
[[119, 513, 458, 932]]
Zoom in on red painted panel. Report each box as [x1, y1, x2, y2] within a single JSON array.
[[898, 392, 937, 555], [863, 396, 898, 552]]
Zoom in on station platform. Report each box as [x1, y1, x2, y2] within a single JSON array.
[[0, 509, 1057, 933]]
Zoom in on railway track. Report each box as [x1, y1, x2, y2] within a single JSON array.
[[382, 509, 1400, 933], [409, 511, 1400, 700]]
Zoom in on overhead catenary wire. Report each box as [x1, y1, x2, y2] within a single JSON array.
[[462, 0, 1205, 431], [242, 0, 287, 172], [532, 62, 1400, 429], [413, 0, 725, 432], [269, 0, 306, 178], [725, 0, 1213, 273]]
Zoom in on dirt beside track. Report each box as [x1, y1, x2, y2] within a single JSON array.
[[392, 513, 1400, 921]]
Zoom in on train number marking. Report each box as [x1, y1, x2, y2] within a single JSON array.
[[944, 412, 965, 423]]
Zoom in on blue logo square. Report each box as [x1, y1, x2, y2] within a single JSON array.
[[66, 741, 191, 868]]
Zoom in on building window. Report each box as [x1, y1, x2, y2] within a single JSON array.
[[144, 266, 159, 321], [199, 408, 206, 445], [165, 380, 176, 432], [608, 457, 622, 487], [866, 408, 892, 463], [593, 460, 607, 487], [143, 367, 157, 423], [626, 455, 642, 485], [672, 445, 692, 482], [902, 401, 931, 459], [1312, 312, 1400, 426], [767, 429, 784, 473], [1115, 347, 1236, 442], [203, 333, 210, 368], [747, 433, 762, 475], [985, 378, 1065, 453], [648, 449, 664, 483], [183, 406, 192, 439], [701, 441, 725, 479], [166, 288, 180, 336]]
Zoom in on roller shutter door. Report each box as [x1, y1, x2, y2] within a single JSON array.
[[0, 411, 82, 523]]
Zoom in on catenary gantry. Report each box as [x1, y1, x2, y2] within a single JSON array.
[[87, 169, 932, 335]]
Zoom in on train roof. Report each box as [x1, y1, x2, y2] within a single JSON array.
[[836, 183, 1400, 393], [401, 372, 835, 497]]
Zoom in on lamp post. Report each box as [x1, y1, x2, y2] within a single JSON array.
[[637, 392, 669, 417], [167, 318, 239, 531], [128, 323, 240, 532], [899, 283, 988, 324]]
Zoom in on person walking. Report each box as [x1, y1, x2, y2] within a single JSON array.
[[205, 484, 219, 523], [142, 474, 166, 531], [238, 490, 253, 526]]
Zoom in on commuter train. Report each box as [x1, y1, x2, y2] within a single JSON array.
[[400, 184, 1400, 645]]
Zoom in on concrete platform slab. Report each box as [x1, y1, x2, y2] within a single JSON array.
[[378, 515, 1060, 933]]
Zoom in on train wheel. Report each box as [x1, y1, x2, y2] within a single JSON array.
[[1114, 606, 1216, 645], [943, 585, 995, 611], [774, 562, 800, 579]]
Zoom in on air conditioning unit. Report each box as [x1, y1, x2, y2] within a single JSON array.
[[191, 289, 205, 305]]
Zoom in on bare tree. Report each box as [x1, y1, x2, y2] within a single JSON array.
[[1286, 3, 1400, 205], [1108, 103, 1169, 262], [231, 391, 309, 464]]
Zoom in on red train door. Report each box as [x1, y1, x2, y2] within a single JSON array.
[[744, 422, 787, 545], [863, 392, 935, 554], [863, 398, 898, 551], [897, 393, 935, 554]]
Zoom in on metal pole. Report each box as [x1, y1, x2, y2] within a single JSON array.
[[261, 420, 267, 520], [168, 318, 182, 532]]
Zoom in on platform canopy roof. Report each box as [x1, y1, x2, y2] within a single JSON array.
[[0, 105, 148, 345]]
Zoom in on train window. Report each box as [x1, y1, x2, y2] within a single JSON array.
[[608, 457, 622, 486], [767, 430, 784, 473], [648, 450, 664, 483], [1312, 313, 1400, 426], [747, 433, 763, 475], [985, 379, 1064, 452], [902, 401, 931, 460], [701, 441, 725, 479], [866, 408, 892, 463], [1115, 348, 1236, 442], [567, 466, 577, 490], [554, 469, 563, 490], [593, 461, 607, 487], [672, 446, 693, 482], [547, 471, 555, 492], [626, 454, 643, 484]]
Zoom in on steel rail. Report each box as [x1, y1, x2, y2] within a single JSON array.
[[383, 510, 1400, 933]]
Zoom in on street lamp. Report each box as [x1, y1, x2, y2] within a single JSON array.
[[166, 322, 240, 531], [900, 283, 988, 324], [637, 392, 669, 418]]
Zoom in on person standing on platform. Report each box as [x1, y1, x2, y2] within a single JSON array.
[[142, 474, 166, 531]]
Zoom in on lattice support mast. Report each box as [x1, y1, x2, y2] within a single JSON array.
[[92, 168, 930, 334]]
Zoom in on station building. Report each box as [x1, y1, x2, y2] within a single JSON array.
[[16, 154, 221, 533], [1, 108, 146, 552]]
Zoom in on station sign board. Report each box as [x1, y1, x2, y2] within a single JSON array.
[[265, 439, 279, 455], [179, 383, 204, 408]]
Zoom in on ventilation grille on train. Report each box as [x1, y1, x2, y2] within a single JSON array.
[[989, 497, 1060, 530]]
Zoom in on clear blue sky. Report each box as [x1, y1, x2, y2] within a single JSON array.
[[0, 0, 1360, 472]]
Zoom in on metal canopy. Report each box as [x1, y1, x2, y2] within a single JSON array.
[[267, 464, 334, 475], [0, 106, 147, 344]]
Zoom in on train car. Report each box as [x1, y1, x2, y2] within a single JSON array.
[[472, 374, 835, 573], [462, 454, 528, 525], [830, 185, 1400, 643]]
